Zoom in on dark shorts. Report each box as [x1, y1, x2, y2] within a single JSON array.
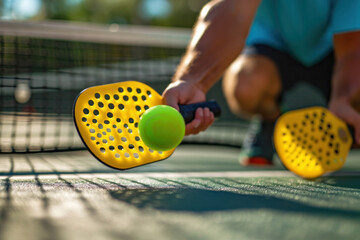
[[243, 44, 335, 104]]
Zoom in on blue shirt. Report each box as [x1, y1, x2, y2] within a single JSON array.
[[246, 0, 360, 66]]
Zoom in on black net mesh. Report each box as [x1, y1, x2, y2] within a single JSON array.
[[0, 21, 247, 153]]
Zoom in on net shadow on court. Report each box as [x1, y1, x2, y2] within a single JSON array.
[[108, 186, 360, 217], [0, 147, 360, 240]]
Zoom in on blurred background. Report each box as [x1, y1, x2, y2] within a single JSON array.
[[0, 0, 209, 28]]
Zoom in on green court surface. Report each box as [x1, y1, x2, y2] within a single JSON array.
[[1, 145, 360, 240]]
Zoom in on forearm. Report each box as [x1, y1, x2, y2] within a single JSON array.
[[329, 32, 360, 143], [331, 32, 360, 105], [173, 0, 260, 92], [330, 51, 360, 110]]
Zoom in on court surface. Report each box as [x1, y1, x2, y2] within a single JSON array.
[[1, 145, 360, 240]]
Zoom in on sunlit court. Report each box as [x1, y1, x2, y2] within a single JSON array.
[[1, 1, 360, 240]]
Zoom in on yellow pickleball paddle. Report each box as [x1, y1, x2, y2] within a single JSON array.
[[274, 107, 353, 179], [73, 81, 221, 170]]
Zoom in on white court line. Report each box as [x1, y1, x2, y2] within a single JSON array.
[[1, 170, 360, 180], [115, 171, 294, 178], [0, 170, 297, 180]]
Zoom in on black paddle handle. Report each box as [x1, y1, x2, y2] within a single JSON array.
[[348, 125, 355, 141], [179, 100, 221, 124]]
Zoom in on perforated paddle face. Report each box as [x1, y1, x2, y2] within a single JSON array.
[[73, 81, 175, 170], [274, 107, 352, 179]]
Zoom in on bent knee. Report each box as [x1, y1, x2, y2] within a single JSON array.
[[223, 55, 281, 116]]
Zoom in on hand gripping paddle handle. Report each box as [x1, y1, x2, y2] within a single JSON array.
[[179, 100, 221, 124]]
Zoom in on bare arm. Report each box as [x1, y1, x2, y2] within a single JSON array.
[[329, 31, 360, 144], [173, 0, 260, 92], [163, 0, 260, 135]]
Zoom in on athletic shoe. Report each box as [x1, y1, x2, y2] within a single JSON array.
[[239, 117, 275, 166]]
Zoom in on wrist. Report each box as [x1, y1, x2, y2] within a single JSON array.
[[172, 76, 208, 94]]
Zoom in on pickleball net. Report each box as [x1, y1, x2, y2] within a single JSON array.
[[0, 20, 248, 153]]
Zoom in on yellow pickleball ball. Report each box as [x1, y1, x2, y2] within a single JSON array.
[[139, 105, 185, 151]]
